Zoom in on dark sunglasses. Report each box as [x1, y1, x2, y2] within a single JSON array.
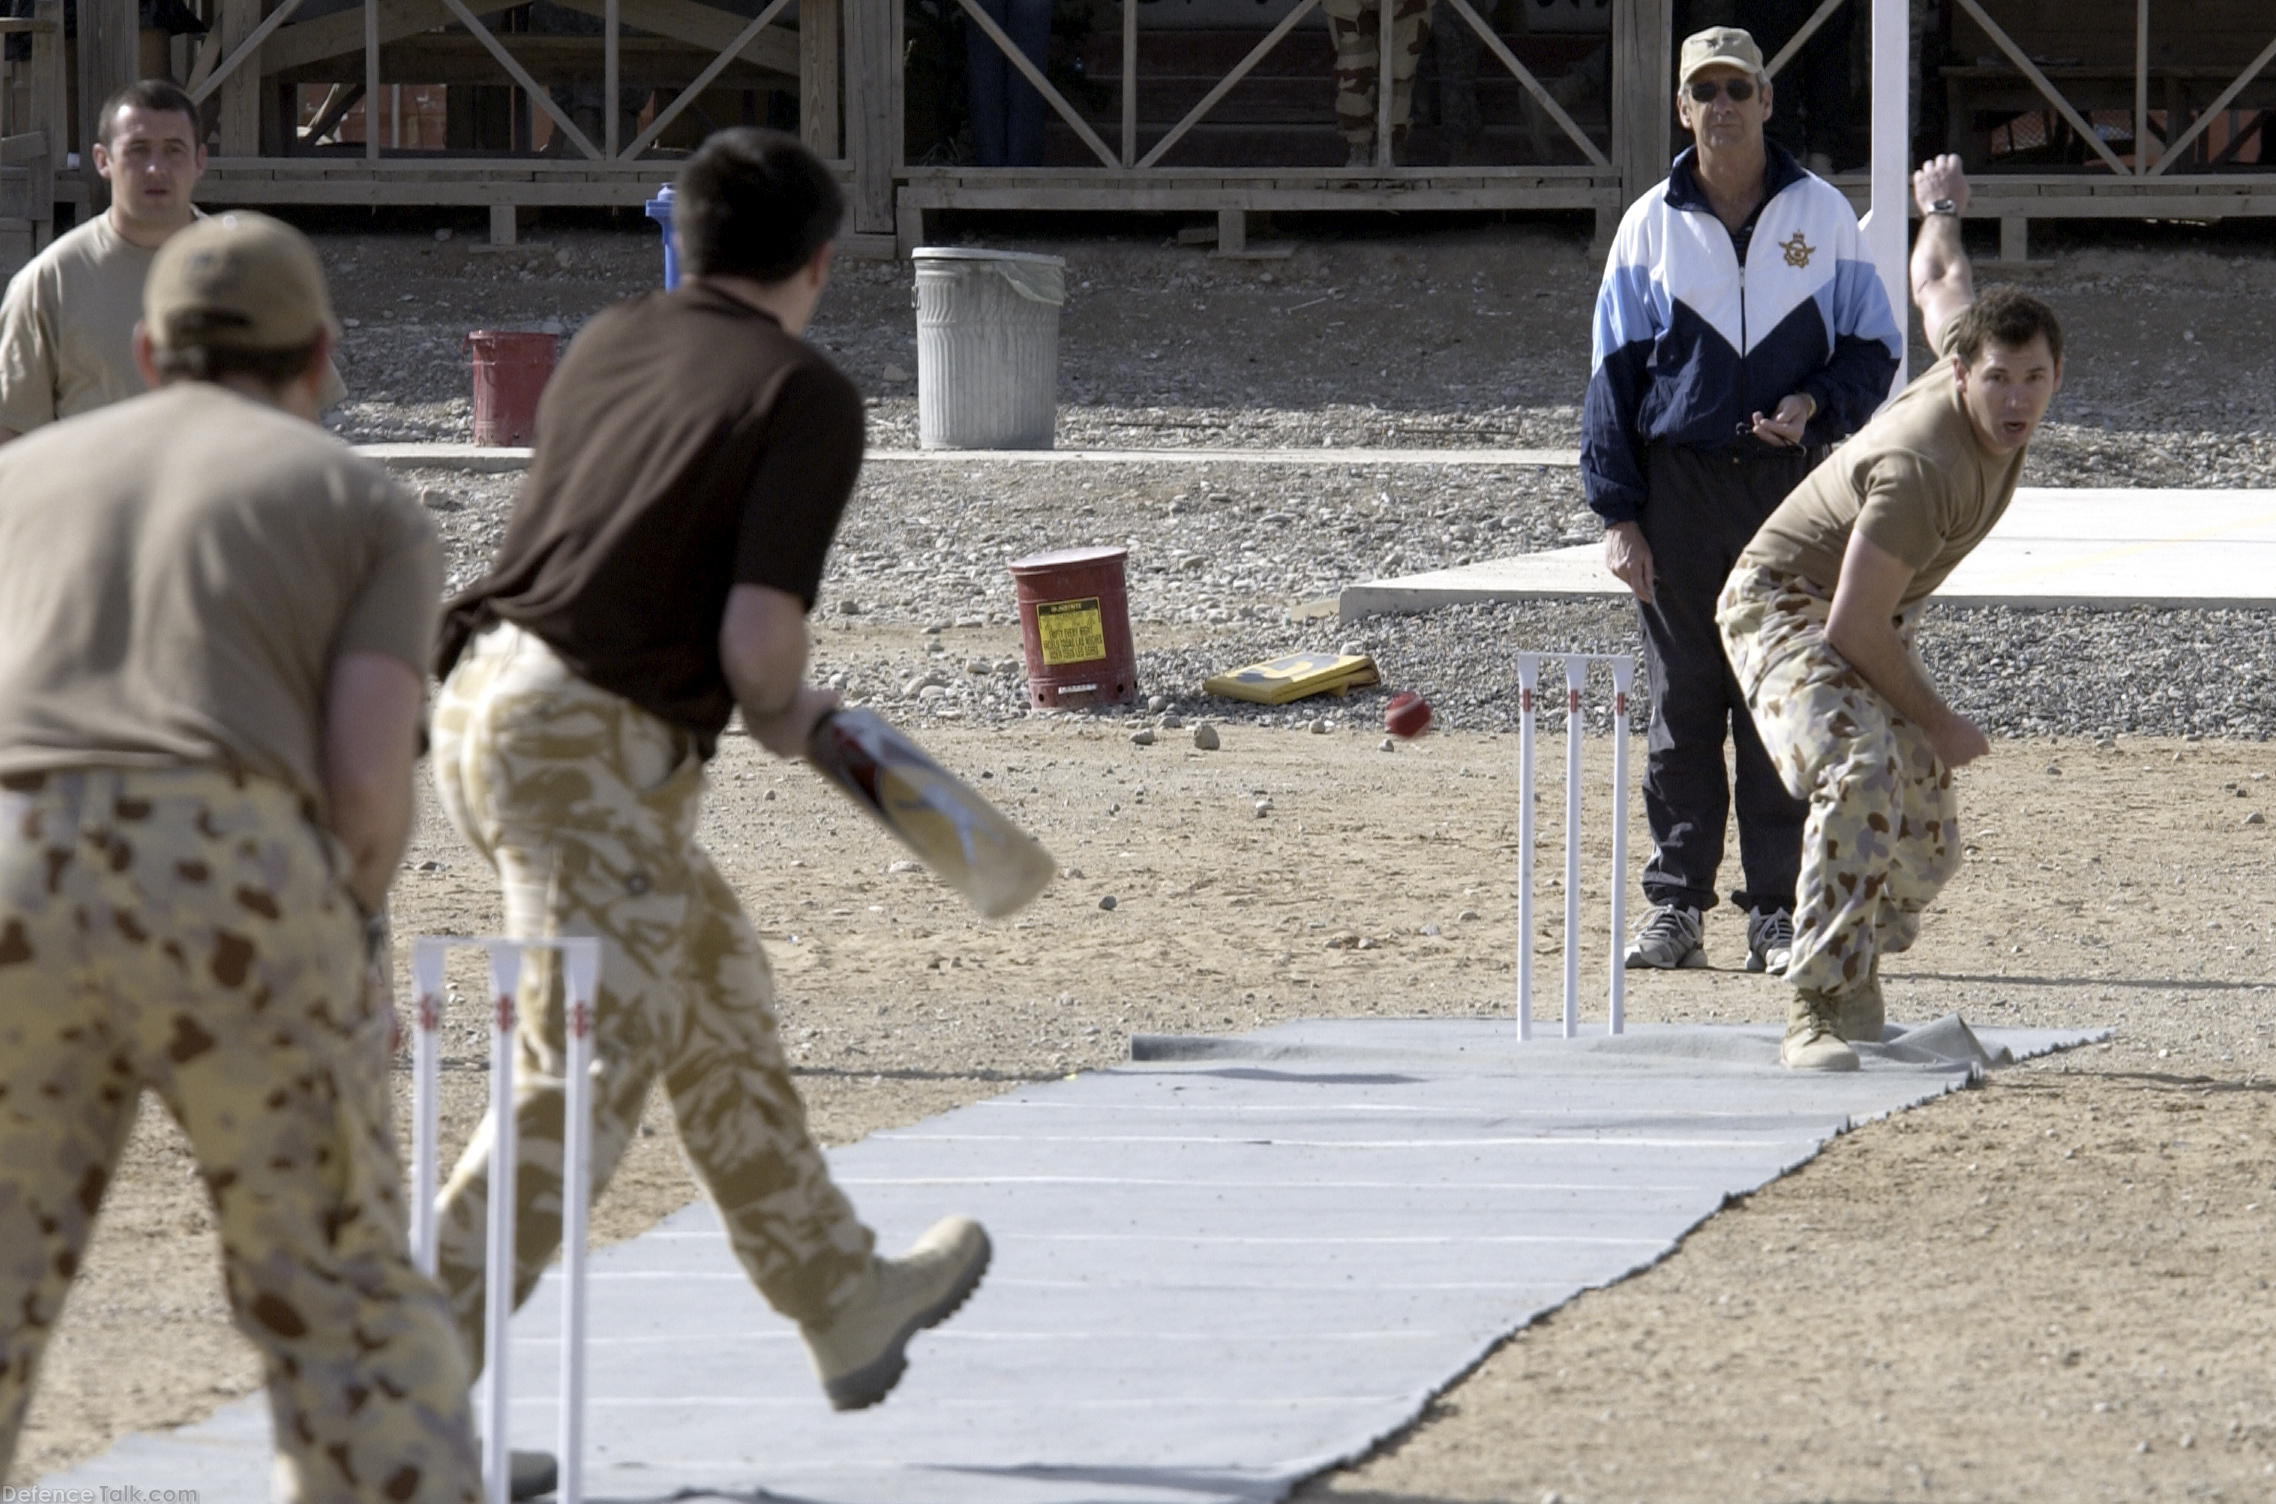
[[1686, 78, 1758, 103]]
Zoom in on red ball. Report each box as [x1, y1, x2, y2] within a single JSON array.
[[1384, 691, 1432, 739]]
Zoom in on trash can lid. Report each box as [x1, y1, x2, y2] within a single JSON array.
[[1009, 545, 1127, 572], [912, 246, 1067, 267]]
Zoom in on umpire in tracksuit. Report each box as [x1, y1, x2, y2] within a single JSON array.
[[1583, 27, 1901, 973]]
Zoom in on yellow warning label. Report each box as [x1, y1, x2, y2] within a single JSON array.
[[1035, 597, 1107, 666]]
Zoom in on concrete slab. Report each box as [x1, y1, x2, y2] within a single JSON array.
[[43, 1017, 2099, 1504], [353, 444, 1582, 475], [1339, 488, 2276, 618]]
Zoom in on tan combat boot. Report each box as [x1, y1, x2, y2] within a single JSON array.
[[801, 1215, 991, 1410], [1781, 990, 1860, 1071], [1836, 969, 1885, 1044]]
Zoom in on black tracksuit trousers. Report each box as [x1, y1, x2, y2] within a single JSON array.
[[1634, 441, 1815, 917]]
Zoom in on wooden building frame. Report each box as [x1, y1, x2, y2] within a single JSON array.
[[0, 0, 2269, 264]]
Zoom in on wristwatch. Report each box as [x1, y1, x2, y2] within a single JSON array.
[[1927, 198, 1959, 217]]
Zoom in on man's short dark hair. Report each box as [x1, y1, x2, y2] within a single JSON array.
[[1947, 284, 2063, 368], [98, 79, 202, 148], [674, 128, 843, 284], [149, 338, 324, 391]]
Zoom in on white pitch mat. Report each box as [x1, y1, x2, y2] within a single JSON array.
[[1338, 488, 2276, 617], [43, 1016, 2101, 1504]]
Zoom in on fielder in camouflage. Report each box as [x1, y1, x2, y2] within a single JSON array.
[[1717, 565, 1960, 1034], [1324, 0, 1432, 159], [426, 623, 876, 1374], [0, 766, 479, 1503]]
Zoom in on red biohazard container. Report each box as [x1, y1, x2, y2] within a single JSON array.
[[1009, 546, 1138, 710], [466, 329, 557, 446]]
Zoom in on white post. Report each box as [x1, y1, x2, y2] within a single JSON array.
[[1863, 0, 1909, 383], [409, 938, 446, 1275], [481, 943, 523, 1504], [558, 939, 600, 1504], [1608, 657, 1633, 1035], [1516, 655, 1538, 1040], [1561, 655, 1584, 1039]]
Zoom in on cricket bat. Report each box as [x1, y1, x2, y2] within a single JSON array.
[[804, 707, 1058, 918]]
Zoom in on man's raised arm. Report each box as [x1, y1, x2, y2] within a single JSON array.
[[1910, 154, 1975, 355]]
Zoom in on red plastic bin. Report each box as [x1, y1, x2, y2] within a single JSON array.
[[466, 329, 557, 446]]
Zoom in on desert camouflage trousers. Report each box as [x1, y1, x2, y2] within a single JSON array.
[[1717, 566, 1963, 1004], [428, 624, 873, 1374], [1324, 0, 1431, 146], [0, 765, 478, 1502]]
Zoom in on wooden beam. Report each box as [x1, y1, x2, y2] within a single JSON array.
[[603, 0, 618, 157], [1765, 0, 1846, 79], [801, 0, 839, 155], [1119, 0, 1134, 167], [1949, 0, 2130, 176], [261, 0, 796, 77], [617, 0, 791, 157], [365, 0, 381, 159], [2133, 0, 2147, 172], [434, 0, 602, 157], [1440, 0, 1609, 168], [2151, 30, 2276, 174], [1138, 0, 1320, 170], [1611, 0, 1672, 209], [951, 0, 1115, 168], [190, 0, 319, 104], [842, 0, 893, 231], [547, 0, 797, 75], [27, 0, 63, 247]]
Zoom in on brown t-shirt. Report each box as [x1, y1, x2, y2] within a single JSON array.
[[0, 383, 440, 811], [1739, 326, 2026, 606], [437, 283, 863, 750]]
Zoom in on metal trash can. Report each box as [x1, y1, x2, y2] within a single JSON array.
[[913, 247, 1064, 450]]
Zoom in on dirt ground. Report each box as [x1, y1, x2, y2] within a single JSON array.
[[18, 714, 2276, 1501], [12, 212, 2276, 1501]]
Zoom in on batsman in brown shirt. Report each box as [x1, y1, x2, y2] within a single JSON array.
[[426, 131, 989, 1451]]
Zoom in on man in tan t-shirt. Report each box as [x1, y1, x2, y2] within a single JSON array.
[[0, 79, 343, 442], [0, 212, 481, 1500], [1715, 155, 2066, 1071]]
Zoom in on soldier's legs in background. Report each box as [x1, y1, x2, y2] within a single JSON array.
[[1324, 0, 1380, 150]]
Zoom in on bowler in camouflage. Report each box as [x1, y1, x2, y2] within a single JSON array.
[[0, 214, 477, 1500], [1718, 156, 2065, 1070]]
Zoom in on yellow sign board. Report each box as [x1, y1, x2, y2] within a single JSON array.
[[1035, 597, 1107, 666], [1204, 651, 1380, 705]]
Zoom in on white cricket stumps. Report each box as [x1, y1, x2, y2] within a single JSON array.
[[408, 935, 603, 1504], [1515, 653, 1635, 1040]]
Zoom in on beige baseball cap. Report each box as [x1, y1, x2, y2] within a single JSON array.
[[144, 211, 340, 353], [1679, 26, 1766, 84]]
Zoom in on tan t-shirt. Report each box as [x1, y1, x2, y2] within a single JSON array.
[[1739, 327, 2026, 607], [0, 383, 439, 812], [0, 213, 347, 435]]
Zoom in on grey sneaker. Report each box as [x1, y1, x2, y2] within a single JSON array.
[[801, 1215, 991, 1411], [509, 1450, 557, 1501], [1623, 903, 1706, 969], [1745, 907, 1795, 975]]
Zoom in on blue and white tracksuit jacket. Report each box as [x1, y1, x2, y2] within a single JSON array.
[[1581, 144, 1902, 525]]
